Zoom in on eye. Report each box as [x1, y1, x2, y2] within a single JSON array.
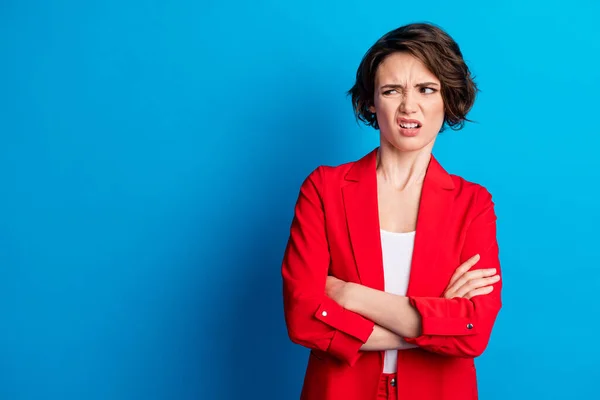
[[382, 89, 398, 95], [421, 87, 437, 94]]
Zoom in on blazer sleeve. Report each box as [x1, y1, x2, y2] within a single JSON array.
[[403, 187, 503, 358], [281, 166, 375, 366]]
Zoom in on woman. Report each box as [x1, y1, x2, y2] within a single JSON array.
[[281, 23, 502, 400]]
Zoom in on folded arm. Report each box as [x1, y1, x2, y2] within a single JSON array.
[[342, 188, 503, 358], [282, 167, 376, 366], [360, 324, 419, 351]]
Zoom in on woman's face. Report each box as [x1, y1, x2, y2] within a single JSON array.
[[369, 52, 445, 153]]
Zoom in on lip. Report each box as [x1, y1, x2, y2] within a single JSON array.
[[397, 117, 422, 126], [397, 117, 422, 137]]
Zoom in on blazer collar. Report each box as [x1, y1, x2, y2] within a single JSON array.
[[344, 147, 455, 190]]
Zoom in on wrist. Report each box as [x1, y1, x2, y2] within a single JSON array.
[[344, 282, 362, 312]]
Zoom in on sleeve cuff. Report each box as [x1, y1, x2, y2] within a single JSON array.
[[314, 296, 375, 342], [327, 329, 366, 366], [409, 296, 478, 336]]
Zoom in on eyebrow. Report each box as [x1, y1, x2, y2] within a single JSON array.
[[380, 82, 440, 90]]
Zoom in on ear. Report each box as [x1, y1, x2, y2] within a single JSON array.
[[368, 104, 376, 114]]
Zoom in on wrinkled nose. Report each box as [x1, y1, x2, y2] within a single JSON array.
[[399, 91, 418, 114]]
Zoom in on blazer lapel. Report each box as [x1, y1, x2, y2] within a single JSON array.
[[342, 148, 455, 296], [406, 156, 455, 297], [342, 149, 384, 291]]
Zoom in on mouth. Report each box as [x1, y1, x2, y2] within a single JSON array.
[[397, 118, 422, 136], [397, 118, 422, 129]]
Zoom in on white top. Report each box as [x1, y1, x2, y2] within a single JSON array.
[[380, 229, 419, 373]]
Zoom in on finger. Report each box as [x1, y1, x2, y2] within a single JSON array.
[[451, 254, 479, 280], [443, 289, 459, 299], [464, 285, 494, 300], [450, 268, 497, 294], [325, 276, 339, 288], [454, 275, 500, 298], [448, 254, 480, 287], [442, 288, 453, 299]]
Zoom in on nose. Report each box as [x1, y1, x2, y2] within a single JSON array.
[[400, 91, 418, 114]]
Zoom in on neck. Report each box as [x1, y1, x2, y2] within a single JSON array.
[[376, 141, 432, 191]]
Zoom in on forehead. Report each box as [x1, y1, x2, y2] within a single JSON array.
[[375, 52, 439, 84]]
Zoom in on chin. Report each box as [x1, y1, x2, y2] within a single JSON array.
[[384, 136, 434, 153], [392, 142, 428, 152]]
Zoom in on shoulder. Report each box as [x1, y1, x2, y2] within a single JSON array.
[[309, 161, 354, 183], [300, 151, 370, 188], [296, 164, 349, 203], [448, 172, 495, 212]]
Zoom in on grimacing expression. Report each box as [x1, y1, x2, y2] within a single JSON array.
[[369, 52, 445, 152]]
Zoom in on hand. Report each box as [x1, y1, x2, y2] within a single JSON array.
[[443, 254, 500, 300], [325, 275, 352, 307]]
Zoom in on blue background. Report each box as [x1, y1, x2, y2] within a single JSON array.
[[1, 1, 599, 399]]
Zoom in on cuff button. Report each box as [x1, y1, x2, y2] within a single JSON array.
[[466, 323, 473, 329]]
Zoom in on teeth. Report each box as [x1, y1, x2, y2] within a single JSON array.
[[400, 122, 419, 129]]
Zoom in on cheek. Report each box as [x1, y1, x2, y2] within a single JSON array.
[[376, 99, 399, 118], [428, 99, 445, 121]]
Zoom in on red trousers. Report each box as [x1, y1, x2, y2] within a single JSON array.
[[377, 373, 398, 400]]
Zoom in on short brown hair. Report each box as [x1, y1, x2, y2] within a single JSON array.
[[348, 22, 478, 131]]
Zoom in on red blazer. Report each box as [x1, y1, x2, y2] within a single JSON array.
[[281, 148, 502, 400]]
